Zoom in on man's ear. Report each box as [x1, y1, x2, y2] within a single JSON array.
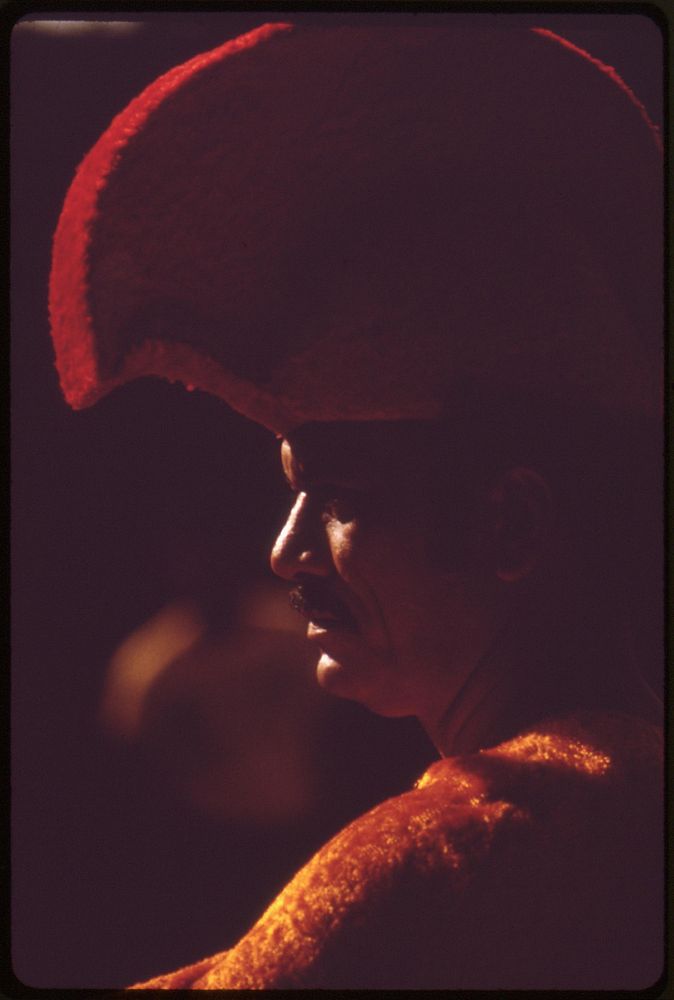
[[486, 467, 555, 583]]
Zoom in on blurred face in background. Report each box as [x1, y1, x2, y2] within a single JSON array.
[[270, 421, 510, 730]]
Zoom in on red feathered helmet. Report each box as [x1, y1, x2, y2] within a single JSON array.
[[49, 20, 662, 435]]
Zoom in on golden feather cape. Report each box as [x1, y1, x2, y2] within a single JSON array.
[[132, 711, 662, 990]]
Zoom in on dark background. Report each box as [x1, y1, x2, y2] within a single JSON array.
[[10, 8, 663, 989]]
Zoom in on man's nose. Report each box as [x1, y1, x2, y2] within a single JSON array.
[[270, 493, 330, 580]]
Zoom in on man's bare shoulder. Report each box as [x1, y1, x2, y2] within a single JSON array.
[[131, 711, 662, 990]]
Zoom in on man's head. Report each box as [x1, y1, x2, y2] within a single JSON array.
[[47, 19, 663, 741], [269, 416, 554, 729], [269, 393, 661, 743]]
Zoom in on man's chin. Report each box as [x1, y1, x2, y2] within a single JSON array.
[[308, 628, 371, 695], [315, 650, 354, 692], [314, 650, 404, 717]]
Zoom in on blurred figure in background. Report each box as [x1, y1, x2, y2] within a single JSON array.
[[100, 588, 323, 825]]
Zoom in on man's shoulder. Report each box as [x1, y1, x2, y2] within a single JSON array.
[[131, 710, 662, 989], [435, 709, 663, 817], [373, 709, 662, 867]]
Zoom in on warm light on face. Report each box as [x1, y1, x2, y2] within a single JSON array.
[[270, 422, 505, 728]]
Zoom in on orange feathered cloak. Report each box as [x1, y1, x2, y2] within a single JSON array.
[[131, 711, 662, 990]]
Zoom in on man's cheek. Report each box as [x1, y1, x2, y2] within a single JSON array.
[[328, 522, 365, 578]]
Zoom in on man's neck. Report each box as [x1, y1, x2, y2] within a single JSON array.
[[425, 591, 662, 757]]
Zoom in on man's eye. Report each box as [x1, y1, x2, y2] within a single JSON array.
[[319, 490, 359, 524]]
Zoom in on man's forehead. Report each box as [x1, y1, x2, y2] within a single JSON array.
[[281, 420, 445, 486]]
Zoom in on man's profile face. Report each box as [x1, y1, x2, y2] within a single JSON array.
[[270, 421, 505, 726]]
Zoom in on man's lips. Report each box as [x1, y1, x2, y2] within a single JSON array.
[[288, 581, 358, 633]]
